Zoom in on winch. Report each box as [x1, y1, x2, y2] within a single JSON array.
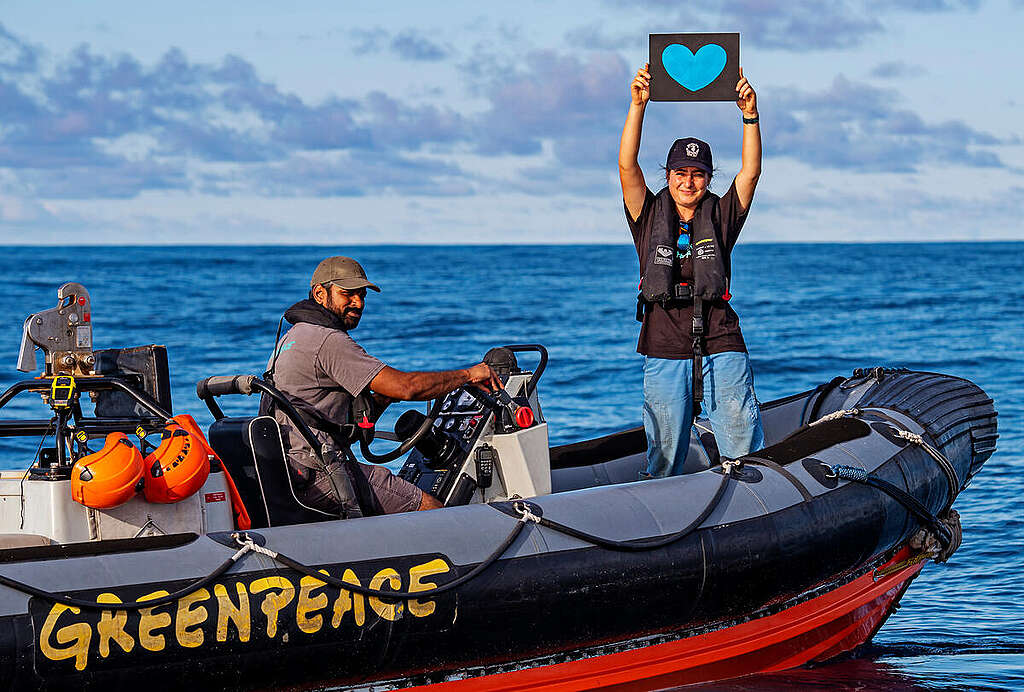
[[17, 282, 95, 376]]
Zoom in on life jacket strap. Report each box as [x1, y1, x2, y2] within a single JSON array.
[[692, 296, 705, 416]]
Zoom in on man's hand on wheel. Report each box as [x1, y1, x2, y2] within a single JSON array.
[[466, 363, 502, 392]]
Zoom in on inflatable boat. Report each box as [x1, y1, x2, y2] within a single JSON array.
[[0, 284, 999, 690]]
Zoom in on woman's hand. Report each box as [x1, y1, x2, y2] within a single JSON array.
[[631, 63, 651, 107], [736, 67, 757, 118]]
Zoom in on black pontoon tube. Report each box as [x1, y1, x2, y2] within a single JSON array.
[[0, 468, 733, 609], [830, 464, 954, 552]]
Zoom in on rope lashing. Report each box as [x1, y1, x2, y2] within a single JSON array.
[[232, 532, 279, 559], [910, 509, 962, 563], [894, 429, 962, 502], [512, 500, 543, 524], [811, 408, 861, 425], [720, 458, 743, 475]]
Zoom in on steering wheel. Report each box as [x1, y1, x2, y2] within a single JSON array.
[[358, 396, 445, 464]]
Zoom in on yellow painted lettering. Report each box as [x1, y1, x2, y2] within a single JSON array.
[[96, 593, 134, 658], [137, 590, 172, 652], [407, 559, 450, 618], [296, 570, 329, 635], [214, 582, 251, 643], [39, 604, 92, 671], [331, 569, 365, 628], [368, 568, 403, 621], [249, 576, 295, 639], [175, 587, 210, 648]]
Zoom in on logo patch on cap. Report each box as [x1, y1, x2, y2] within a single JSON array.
[[686, 142, 700, 157]]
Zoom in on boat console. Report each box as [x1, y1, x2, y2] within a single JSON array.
[[394, 345, 551, 505]]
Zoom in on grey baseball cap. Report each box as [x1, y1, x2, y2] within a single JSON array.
[[310, 256, 381, 292]]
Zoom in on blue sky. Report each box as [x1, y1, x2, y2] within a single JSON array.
[[1, 0, 1021, 244]]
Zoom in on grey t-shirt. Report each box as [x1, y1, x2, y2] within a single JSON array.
[[266, 322, 385, 466]]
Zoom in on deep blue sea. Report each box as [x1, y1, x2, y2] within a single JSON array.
[[0, 243, 1021, 690]]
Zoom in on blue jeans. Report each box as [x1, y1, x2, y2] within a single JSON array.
[[642, 351, 764, 478]]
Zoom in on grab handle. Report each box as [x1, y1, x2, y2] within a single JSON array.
[[196, 375, 256, 399]]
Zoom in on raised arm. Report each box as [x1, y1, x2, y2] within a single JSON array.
[[619, 63, 650, 222], [733, 67, 761, 211]]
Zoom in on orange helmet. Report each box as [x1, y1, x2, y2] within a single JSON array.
[[169, 414, 217, 458], [71, 433, 144, 509], [143, 418, 210, 504]]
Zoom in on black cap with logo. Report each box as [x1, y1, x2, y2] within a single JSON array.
[[666, 138, 713, 176]]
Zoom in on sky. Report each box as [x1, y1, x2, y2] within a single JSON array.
[[0, 0, 1022, 244]]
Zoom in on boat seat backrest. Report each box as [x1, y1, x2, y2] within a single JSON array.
[[207, 416, 335, 528]]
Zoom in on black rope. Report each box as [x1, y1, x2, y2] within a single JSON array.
[[831, 465, 952, 548], [267, 518, 527, 600], [742, 458, 814, 501], [0, 517, 528, 609], [495, 471, 731, 552], [0, 551, 245, 611], [861, 408, 962, 508]]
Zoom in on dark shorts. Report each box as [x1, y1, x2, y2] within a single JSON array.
[[301, 459, 423, 515]]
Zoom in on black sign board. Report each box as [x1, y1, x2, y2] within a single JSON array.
[[649, 33, 740, 102]]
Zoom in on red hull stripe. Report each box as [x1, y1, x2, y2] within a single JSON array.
[[399, 549, 925, 691]]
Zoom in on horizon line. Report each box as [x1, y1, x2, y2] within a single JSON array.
[[1, 239, 1022, 248]]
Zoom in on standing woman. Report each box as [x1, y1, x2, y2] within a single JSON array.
[[619, 62, 765, 478]]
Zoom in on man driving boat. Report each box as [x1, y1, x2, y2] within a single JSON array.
[[264, 256, 500, 517]]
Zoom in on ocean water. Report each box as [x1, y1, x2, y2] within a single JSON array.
[[0, 243, 1021, 690]]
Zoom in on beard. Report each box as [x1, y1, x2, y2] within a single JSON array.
[[325, 295, 362, 330], [341, 312, 361, 330]]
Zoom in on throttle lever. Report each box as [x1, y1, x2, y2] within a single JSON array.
[[466, 385, 534, 431], [492, 387, 535, 429]]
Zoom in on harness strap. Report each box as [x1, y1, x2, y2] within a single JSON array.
[[692, 296, 705, 417], [262, 396, 368, 519]]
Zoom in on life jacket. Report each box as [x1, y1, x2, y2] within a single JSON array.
[[636, 187, 731, 416], [259, 301, 378, 519], [260, 299, 377, 452], [638, 187, 729, 310]]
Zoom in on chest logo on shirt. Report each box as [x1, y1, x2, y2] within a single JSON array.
[[654, 245, 674, 266]]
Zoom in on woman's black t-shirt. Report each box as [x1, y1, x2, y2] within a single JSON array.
[[627, 181, 749, 359]]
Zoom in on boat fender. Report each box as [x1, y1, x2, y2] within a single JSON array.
[[70, 433, 144, 509], [142, 420, 211, 504]]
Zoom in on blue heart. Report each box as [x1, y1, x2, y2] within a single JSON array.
[[661, 43, 727, 91]]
